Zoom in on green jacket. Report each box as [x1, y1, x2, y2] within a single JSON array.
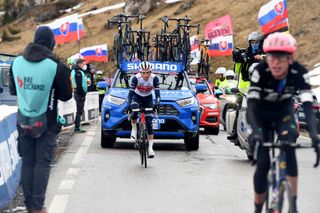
[[234, 62, 250, 93]]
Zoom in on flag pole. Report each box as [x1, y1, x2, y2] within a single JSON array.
[[77, 16, 81, 55]]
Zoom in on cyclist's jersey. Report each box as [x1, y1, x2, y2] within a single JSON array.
[[128, 73, 160, 105], [131, 73, 159, 97], [247, 61, 313, 109], [247, 61, 318, 141]]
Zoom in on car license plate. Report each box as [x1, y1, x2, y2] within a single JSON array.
[[152, 118, 165, 130]]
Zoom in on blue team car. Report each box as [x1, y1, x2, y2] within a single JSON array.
[[99, 61, 202, 150]]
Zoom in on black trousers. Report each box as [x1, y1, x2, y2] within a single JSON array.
[[74, 93, 86, 129], [17, 130, 57, 210]]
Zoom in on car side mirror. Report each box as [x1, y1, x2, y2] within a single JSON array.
[[0, 87, 3, 94], [195, 84, 207, 94], [97, 81, 108, 90], [214, 89, 223, 98]]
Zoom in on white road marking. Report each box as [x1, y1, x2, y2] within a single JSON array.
[[66, 168, 80, 178], [48, 135, 94, 213], [48, 195, 69, 213], [72, 136, 93, 164], [59, 180, 76, 190]]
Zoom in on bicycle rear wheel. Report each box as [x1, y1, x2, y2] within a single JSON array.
[[278, 180, 294, 213]]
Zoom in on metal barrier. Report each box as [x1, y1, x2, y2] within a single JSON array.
[[0, 106, 21, 210]]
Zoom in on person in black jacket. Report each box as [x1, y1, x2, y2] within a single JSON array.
[[71, 57, 88, 133], [247, 32, 319, 213], [227, 31, 265, 141], [9, 26, 72, 213]]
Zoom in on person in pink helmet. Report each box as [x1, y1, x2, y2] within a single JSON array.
[[246, 32, 319, 213]]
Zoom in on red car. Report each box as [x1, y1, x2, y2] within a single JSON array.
[[190, 76, 221, 135]]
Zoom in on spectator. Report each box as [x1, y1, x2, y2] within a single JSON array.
[[9, 26, 72, 213], [84, 63, 95, 92], [71, 57, 88, 133]]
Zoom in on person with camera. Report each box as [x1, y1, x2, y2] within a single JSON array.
[[227, 31, 265, 141]]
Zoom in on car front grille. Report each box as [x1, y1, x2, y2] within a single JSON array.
[[158, 104, 179, 116], [205, 116, 218, 123]]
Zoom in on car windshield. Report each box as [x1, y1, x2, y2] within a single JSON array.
[[113, 71, 191, 90], [190, 78, 211, 95]]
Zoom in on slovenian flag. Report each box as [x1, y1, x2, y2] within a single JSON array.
[[80, 44, 108, 63], [258, 0, 289, 35], [46, 13, 80, 44]]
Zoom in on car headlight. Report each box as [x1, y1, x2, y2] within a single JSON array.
[[226, 95, 237, 103], [107, 94, 126, 105], [176, 97, 196, 107], [202, 103, 218, 109]]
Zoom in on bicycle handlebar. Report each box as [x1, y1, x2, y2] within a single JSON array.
[[107, 20, 131, 29], [252, 141, 320, 167], [179, 24, 200, 34]]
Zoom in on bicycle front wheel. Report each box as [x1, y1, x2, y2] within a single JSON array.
[[278, 180, 294, 213], [138, 123, 148, 168]]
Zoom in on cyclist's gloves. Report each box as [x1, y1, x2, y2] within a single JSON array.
[[154, 104, 160, 113], [248, 134, 262, 152], [125, 104, 131, 114], [248, 133, 263, 165]]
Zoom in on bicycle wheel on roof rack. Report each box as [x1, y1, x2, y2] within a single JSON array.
[[143, 32, 150, 61], [182, 34, 191, 71], [123, 30, 134, 61], [113, 33, 121, 66]]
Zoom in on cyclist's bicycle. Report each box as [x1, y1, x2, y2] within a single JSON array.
[[253, 140, 319, 213], [130, 108, 155, 168]]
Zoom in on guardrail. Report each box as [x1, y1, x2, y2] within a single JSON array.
[[0, 92, 99, 209], [0, 106, 21, 210]]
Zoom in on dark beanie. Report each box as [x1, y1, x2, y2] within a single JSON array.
[[34, 26, 56, 51]]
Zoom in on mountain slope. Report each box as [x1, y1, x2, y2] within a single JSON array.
[[0, 0, 319, 78]]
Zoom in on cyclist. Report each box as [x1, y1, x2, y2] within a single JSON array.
[[214, 67, 226, 87], [127, 61, 160, 158], [246, 32, 320, 213], [228, 31, 265, 141]]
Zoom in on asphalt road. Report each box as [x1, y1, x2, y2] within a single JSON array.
[[45, 123, 320, 213]]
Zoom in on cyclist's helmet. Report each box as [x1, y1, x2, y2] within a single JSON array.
[[139, 61, 153, 72], [263, 32, 297, 54], [224, 70, 235, 79], [215, 67, 227, 75], [248, 31, 263, 42]]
